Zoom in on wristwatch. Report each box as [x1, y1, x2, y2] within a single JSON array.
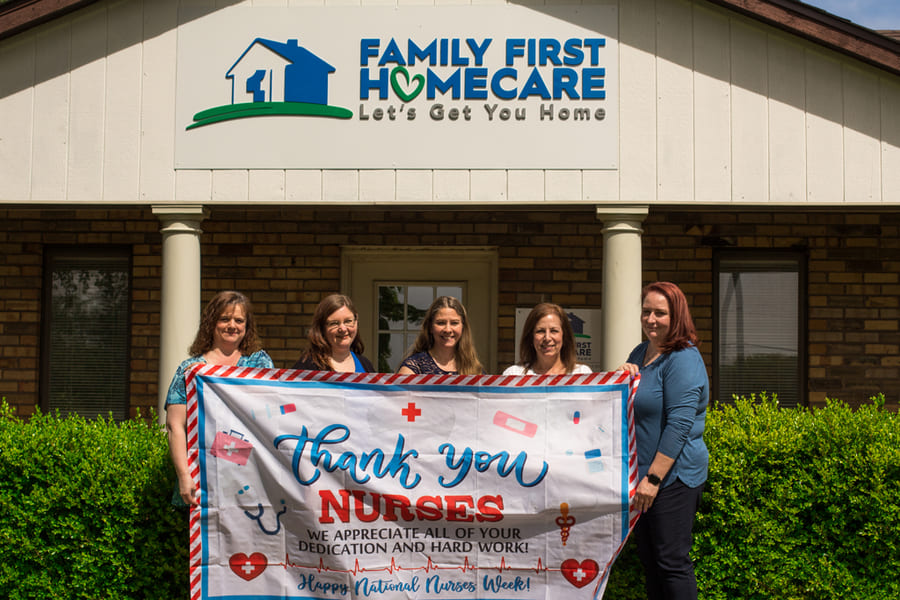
[[646, 473, 662, 486]]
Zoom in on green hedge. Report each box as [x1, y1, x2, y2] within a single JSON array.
[[0, 402, 187, 600], [2, 396, 897, 599], [606, 393, 900, 600]]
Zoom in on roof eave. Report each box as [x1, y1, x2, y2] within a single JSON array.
[[2, 0, 899, 77], [0, 0, 101, 42], [702, 0, 900, 76]]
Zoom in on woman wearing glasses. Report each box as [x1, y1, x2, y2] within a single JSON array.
[[292, 294, 375, 372]]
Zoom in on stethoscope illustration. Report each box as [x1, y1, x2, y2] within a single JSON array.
[[244, 499, 287, 535]]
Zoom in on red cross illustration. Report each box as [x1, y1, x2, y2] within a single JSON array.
[[401, 402, 422, 422]]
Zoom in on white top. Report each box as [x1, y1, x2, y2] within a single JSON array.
[[502, 364, 592, 376]]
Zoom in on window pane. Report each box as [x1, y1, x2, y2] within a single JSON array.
[[45, 253, 130, 420], [717, 261, 801, 407], [436, 286, 463, 301], [378, 285, 405, 331], [407, 286, 433, 328], [378, 332, 406, 374]]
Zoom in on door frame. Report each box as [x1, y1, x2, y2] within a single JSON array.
[[341, 246, 499, 373]]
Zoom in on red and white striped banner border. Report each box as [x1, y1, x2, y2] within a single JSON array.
[[189, 365, 634, 388]]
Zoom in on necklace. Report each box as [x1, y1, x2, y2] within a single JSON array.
[[429, 350, 457, 372], [643, 346, 662, 366], [533, 361, 566, 375], [330, 352, 355, 372], [205, 347, 241, 366]]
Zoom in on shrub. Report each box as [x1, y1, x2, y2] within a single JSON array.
[[695, 393, 900, 600], [0, 401, 187, 599], [607, 393, 900, 600], [2, 395, 897, 599]]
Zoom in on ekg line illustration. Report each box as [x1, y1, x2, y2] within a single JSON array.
[[277, 555, 560, 576]]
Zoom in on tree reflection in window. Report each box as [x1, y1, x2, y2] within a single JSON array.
[[43, 252, 130, 420]]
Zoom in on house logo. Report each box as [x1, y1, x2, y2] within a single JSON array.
[[186, 37, 352, 130], [567, 311, 595, 363], [567, 312, 588, 338]]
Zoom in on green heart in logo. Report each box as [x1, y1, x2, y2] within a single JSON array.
[[390, 66, 425, 103]]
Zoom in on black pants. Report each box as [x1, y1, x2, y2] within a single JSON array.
[[635, 479, 704, 600]]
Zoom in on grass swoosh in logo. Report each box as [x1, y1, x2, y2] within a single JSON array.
[[187, 101, 353, 130]]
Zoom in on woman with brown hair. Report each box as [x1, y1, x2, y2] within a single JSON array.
[[164, 290, 273, 506], [291, 294, 375, 373], [503, 302, 590, 375], [397, 296, 483, 375]]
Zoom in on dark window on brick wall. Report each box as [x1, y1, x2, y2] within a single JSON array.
[[713, 250, 807, 407], [41, 247, 132, 420]]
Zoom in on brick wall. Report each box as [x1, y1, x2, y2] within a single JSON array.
[[0, 206, 896, 418], [0, 207, 161, 418], [640, 210, 900, 409], [203, 208, 606, 372]]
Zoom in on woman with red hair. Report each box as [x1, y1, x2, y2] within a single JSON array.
[[619, 282, 709, 600]]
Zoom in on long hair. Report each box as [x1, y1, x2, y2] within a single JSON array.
[[518, 303, 577, 373], [302, 294, 365, 370], [404, 296, 483, 375], [642, 281, 699, 353], [189, 290, 262, 356]]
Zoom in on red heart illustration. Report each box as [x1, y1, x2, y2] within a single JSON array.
[[229, 552, 267, 581], [560, 558, 600, 588]]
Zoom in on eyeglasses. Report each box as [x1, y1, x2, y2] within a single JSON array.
[[326, 317, 358, 331]]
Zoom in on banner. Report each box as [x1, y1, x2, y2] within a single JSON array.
[[185, 367, 639, 600]]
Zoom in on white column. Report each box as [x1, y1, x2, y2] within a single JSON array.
[[153, 205, 209, 424], [596, 206, 649, 371]]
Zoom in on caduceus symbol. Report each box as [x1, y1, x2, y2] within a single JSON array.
[[555, 502, 576, 546]]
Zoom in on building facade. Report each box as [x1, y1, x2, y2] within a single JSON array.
[[1, 0, 898, 420]]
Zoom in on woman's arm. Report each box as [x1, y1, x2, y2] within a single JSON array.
[[657, 350, 706, 462], [165, 404, 199, 506], [633, 451, 675, 512]]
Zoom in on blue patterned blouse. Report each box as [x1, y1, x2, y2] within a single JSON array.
[[164, 350, 274, 406]]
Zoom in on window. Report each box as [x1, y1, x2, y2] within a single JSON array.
[[342, 247, 498, 372], [41, 247, 131, 420], [713, 250, 806, 407], [376, 284, 464, 373]]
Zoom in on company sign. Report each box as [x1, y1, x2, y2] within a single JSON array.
[[175, 5, 618, 169]]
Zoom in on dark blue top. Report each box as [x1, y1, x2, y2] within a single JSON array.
[[627, 341, 709, 489], [399, 351, 456, 375], [291, 351, 375, 373]]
